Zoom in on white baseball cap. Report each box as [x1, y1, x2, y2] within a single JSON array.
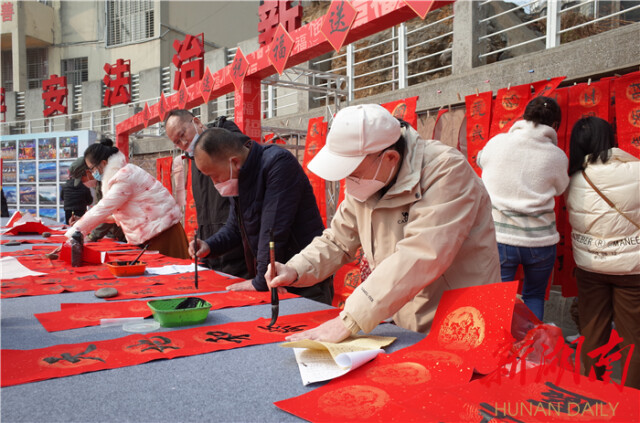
[[308, 104, 401, 181]]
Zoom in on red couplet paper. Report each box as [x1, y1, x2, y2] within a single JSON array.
[[156, 156, 173, 194], [489, 84, 531, 137], [1, 308, 339, 387], [303, 116, 328, 226], [35, 290, 299, 332], [0, 236, 67, 245], [465, 91, 493, 176], [381, 96, 418, 129], [2, 221, 53, 235], [567, 80, 611, 132], [614, 70, 640, 158]]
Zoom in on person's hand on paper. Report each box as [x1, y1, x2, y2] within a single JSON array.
[[189, 238, 210, 259], [285, 316, 351, 343], [225, 280, 257, 291]]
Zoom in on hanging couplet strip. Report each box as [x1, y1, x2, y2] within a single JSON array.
[[156, 156, 173, 194], [321, 0, 358, 52], [268, 24, 295, 75], [302, 116, 328, 226], [230, 48, 250, 91], [381, 96, 419, 129], [614, 71, 640, 158], [1, 308, 339, 387], [567, 79, 611, 133], [489, 84, 531, 138], [200, 66, 216, 103], [177, 80, 190, 110], [531, 76, 566, 99], [465, 91, 493, 176], [157, 92, 170, 123], [183, 164, 198, 238]]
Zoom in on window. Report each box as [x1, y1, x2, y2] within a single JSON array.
[[61, 57, 88, 87], [27, 48, 48, 89], [106, 0, 155, 47], [1, 51, 12, 92]]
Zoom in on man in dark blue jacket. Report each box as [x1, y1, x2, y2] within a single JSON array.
[[190, 127, 333, 304]]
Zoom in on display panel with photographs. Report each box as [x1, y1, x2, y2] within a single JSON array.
[[18, 139, 36, 160], [39, 208, 58, 221], [3, 185, 17, 203], [3, 161, 16, 183], [19, 185, 37, 204], [38, 185, 58, 205], [19, 161, 36, 183], [38, 161, 58, 183], [1, 140, 16, 160], [58, 136, 78, 159], [59, 160, 73, 181], [38, 138, 57, 160]]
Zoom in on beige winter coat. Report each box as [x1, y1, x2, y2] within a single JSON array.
[[288, 126, 501, 334], [566, 148, 640, 275], [66, 152, 182, 245]]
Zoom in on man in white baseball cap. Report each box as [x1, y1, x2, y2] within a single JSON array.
[[267, 103, 501, 342]]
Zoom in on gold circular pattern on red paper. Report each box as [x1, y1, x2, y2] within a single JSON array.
[[578, 87, 602, 108], [365, 362, 431, 386], [401, 350, 464, 367], [318, 385, 390, 420], [501, 92, 521, 111], [628, 106, 640, 128], [69, 309, 122, 322], [438, 306, 486, 350], [392, 103, 408, 120], [625, 81, 640, 103]]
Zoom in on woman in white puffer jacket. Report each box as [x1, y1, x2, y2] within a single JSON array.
[[566, 116, 640, 389], [65, 138, 189, 259]]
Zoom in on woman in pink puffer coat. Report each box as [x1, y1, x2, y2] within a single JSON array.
[[65, 138, 189, 259]]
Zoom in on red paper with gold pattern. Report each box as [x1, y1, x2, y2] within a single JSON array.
[[303, 116, 328, 226], [531, 76, 565, 100], [183, 161, 198, 239], [614, 71, 640, 158], [465, 91, 493, 176], [567, 80, 611, 132], [35, 290, 298, 332], [321, 0, 358, 52], [155, 156, 173, 194], [1, 308, 339, 387], [381, 96, 418, 129], [489, 84, 531, 137]]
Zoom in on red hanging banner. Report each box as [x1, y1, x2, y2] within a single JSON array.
[[381, 96, 418, 129], [155, 156, 173, 194], [465, 91, 493, 176], [1, 309, 339, 387], [183, 162, 198, 240], [268, 24, 295, 75], [567, 80, 611, 134], [489, 84, 531, 137], [614, 70, 640, 158], [302, 116, 328, 226]]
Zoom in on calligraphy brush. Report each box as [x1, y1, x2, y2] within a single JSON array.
[[129, 244, 148, 265], [194, 229, 199, 290], [268, 228, 279, 327]]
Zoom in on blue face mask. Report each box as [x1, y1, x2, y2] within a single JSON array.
[[92, 169, 102, 182]]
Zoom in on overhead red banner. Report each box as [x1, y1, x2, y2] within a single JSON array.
[[1, 309, 339, 387], [381, 96, 418, 129], [229, 48, 249, 91], [268, 24, 295, 75], [489, 84, 531, 137], [465, 91, 493, 176], [321, 0, 358, 52], [614, 70, 640, 158], [302, 116, 328, 226]]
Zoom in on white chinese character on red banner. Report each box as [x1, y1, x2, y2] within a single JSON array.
[[257, 0, 302, 46], [1, 2, 14, 22], [172, 33, 204, 91], [103, 59, 131, 107], [42, 75, 68, 117]]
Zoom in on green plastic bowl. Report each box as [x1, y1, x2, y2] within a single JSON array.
[[146, 298, 212, 328]]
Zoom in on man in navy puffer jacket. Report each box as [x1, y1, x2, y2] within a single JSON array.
[[190, 127, 333, 304]]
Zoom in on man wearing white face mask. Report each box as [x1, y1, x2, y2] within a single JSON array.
[[190, 127, 334, 304], [164, 110, 249, 279], [266, 104, 501, 342]]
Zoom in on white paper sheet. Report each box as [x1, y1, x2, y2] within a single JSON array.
[[293, 347, 384, 385], [0, 257, 48, 280], [145, 264, 209, 275]]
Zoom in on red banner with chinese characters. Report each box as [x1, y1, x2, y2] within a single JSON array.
[[172, 33, 204, 90], [614, 71, 640, 158], [303, 116, 328, 226], [567, 80, 611, 135], [184, 162, 198, 240], [1, 309, 339, 387], [103, 59, 131, 107], [489, 84, 531, 138], [381, 96, 418, 129], [156, 156, 173, 195], [258, 0, 302, 46], [465, 91, 493, 176], [35, 290, 298, 332]]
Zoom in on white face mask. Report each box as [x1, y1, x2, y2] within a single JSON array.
[[213, 161, 239, 197], [345, 154, 395, 202], [186, 121, 200, 155]]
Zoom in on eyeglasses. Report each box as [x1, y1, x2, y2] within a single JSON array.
[[87, 163, 98, 172]]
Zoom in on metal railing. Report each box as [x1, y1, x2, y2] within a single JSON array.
[[478, 0, 640, 61]]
